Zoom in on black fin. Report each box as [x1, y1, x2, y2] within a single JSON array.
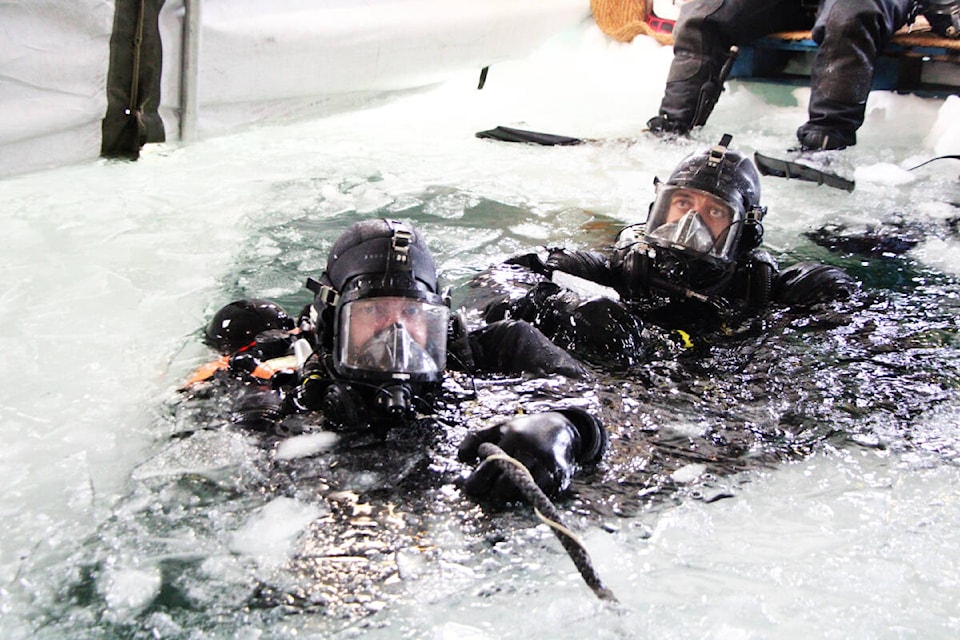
[[475, 126, 582, 146], [754, 151, 855, 192]]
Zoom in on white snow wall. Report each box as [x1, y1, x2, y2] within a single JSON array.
[[0, 1, 114, 178], [0, 0, 590, 179]]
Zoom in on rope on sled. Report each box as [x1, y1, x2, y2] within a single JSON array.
[[590, 0, 674, 46]]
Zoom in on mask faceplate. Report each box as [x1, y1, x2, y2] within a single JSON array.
[[645, 185, 742, 260], [336, 295, 448, 381]]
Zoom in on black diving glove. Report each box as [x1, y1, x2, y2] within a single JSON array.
[[468, 319, 585, 378], [231, 386, 284, 432], [458, 408, 605, 505], [776, 261, 859, 307]]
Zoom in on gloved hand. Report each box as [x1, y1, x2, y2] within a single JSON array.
[[458, 412, 582, 505], [775, 261, 859, 307], [228, 329, 295, 376], [231, 386, 284, 432], [924, 1, 960, 39], [468, 318, 585, 378], [250, 329, 297, 360]]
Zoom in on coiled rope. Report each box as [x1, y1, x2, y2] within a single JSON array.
[[477, 442, 618, 603]]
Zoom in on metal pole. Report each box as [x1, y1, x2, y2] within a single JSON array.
[[180, 0, 201, 142]]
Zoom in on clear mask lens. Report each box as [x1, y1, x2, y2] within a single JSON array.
[[337, 296, 448, 377], [648, 211, 716, 254], [644, 185, 742, 259]]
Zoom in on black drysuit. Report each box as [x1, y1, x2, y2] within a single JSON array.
[[478, 237, 858, 368], [654, 0, 917, 148]]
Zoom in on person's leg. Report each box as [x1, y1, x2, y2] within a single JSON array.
[[650, 0, 811, 133], [798, 0, 914, 149]]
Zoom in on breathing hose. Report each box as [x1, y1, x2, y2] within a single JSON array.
[[477, 442, 618, 603]]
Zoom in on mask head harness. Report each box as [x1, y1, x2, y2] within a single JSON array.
[[304, 219, 449, 429], [623, 134, 767, 303]]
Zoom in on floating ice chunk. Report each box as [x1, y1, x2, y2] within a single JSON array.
[[229, 497, 322, 566], [914, 199, 960, 223], [671, 463, 707, 484], [436, 622, 495, 640], [853, 162, 915, 186], [100, 566, 162, 616], [275, 431, 339, 460], [130, 430, 259, 481], [510, 222, 550, 241], [913, 238, 960, 276], [927, 94, 960, 156]]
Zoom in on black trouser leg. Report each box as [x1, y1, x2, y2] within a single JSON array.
[[652, 0, 811, 132], [799, 0, 913, 149]]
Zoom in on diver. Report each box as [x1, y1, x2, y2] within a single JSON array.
[[478, 134, 859, 364], [192, 218, 607, 505]]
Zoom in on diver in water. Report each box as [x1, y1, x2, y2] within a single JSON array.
[[193, 218, 607, 505], [479, 134, 859, 364]]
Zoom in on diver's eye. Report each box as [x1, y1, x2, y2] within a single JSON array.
[[672, 196, 694, 212], [705, 207, 729, 220], [400, 304, 421, 319], [359, 304, 394, 323]]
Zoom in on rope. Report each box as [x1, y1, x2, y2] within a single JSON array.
[[477, 442, 618, 603], [759, 27, 960, 51], [907, 154, 960, 171], [590, 0, 674, 46]]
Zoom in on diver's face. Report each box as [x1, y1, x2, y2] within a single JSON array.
[[347, 297, 429, 351], [665, 188, 734, 241]]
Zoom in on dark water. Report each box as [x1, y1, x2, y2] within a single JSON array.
[[31, 188, 960, 638]]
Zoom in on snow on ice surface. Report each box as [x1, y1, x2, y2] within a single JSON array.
[[1, 18, 960, 640]]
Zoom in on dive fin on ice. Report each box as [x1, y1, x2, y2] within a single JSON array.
[[754, 151, 856, 192], [475, 126, 584, 146]]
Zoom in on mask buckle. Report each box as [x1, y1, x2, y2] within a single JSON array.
[[745, 205, 766, 224], [386, 219, 413, 267], [306, 276, 340, 306], [706, 133, 733, 170]]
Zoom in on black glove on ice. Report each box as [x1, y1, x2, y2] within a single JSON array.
[[458, 409, 605, 505]]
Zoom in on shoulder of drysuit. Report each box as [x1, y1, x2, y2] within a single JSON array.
[[773, 260, 860, 308]]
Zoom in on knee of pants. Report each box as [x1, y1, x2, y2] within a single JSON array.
[[665, 51, 715, 85], [671, 0, 728, 58], [813, 0, 904, 43]]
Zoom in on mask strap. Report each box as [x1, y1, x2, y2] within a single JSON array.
[[380, 218, 414, 287]]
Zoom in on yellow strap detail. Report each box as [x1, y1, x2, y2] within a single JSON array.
[[675, 329, 694, 349]]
